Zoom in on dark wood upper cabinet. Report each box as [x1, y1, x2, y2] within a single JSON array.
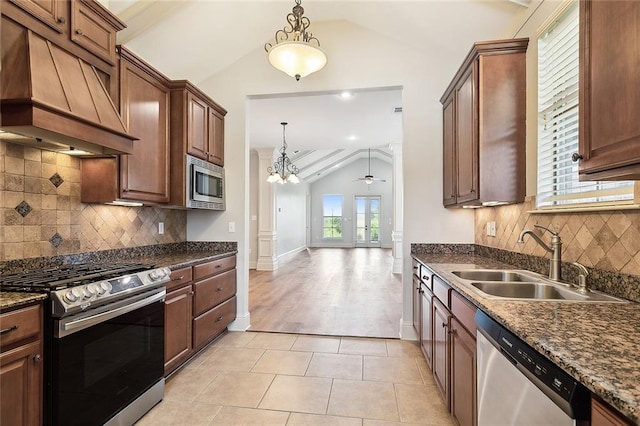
[[9, 0, 69, 33], [81, 46, 171, 204], [171, 80, 227, 168], [577, 0, 640, 180], [440, 38, 528, 207], [118, 46, 171, 203]]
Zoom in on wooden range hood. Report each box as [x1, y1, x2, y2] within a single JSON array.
[[0, 19, 137, 155]]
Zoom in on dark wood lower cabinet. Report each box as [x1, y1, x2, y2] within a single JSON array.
[[420, 285, 434, 369], [591, 397, 632, 426], [164, 256, 237, 376], [164, 285, 193, 375], [413, 275, 422, 337], [432, 298, 451, 408], [451, 317, 476, 426]]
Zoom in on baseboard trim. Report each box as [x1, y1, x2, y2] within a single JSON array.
[[399, 319, 418, 341], [277, 245, 307, 262]]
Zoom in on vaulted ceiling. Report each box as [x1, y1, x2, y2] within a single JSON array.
[[105, 0, 528, 183]]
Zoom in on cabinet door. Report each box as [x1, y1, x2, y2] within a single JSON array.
[[70, 0, 118, 65], [443, 96, 457, 206], [455, 65, 478, 204], [412, 276, 422, 337], [187, 93, 209, 160], [420, 286, 434, 370], [433, 298, 450, 409], [9, 0, 68, 33], [164, 286, 193, 375], [592, 397, 631, 426], [0, 341, 43, 426], [579, 0, 640, 180], [208, 107, 225, 166], [451, 317, 476, 426], [119, 56, 171, 203]]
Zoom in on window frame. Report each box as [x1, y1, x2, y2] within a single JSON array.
[[322, 194, 344, 240], [535, 0, 636, 211]]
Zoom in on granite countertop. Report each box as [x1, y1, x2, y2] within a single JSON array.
[[412, 252, 640, 424], [0, 246, 237, 310], [129, 249, 237, 270], [0, 292, 47, 311]]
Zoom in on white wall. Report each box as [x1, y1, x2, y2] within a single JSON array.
[[191, 19, 499, 336], [275, 181, 309, 257], [249, 150, 259, 269], [309, 158, 393, 248]]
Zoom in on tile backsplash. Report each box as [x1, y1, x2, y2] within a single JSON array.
[[0, 141, 187, 261], [475, 196, 640, 277]]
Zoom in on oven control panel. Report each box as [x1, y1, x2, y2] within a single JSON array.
[[51, 267, 171, 317]]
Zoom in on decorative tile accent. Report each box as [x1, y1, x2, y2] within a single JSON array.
[[15, 200, 32, 217], [49, 172, 64, 188], [50, 232, 63, 248]]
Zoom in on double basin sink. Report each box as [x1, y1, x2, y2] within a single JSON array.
[[451, 269, 625, 302]]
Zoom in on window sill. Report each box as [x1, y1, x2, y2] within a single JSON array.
[[528, 204, 640, 214]]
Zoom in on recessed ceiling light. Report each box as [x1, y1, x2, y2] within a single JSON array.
[[339, 91, 353, 99], [347, 135, 357, 141]]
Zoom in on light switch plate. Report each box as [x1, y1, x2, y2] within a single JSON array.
[[158, 222, 164, 235], [489, 221, 496, 237], [228, 221, 236, 233], [486, 223, 491, 236]]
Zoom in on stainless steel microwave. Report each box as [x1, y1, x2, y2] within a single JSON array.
[[186, 154, 225, 210]]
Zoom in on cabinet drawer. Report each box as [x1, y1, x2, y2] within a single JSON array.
[[0, 304, 42, 349], [193, 256, 236, 280], [412, 259, 421, 277], [433, 275, 451, 305], [193, 269, 236, 316], [420, 265, 433, 290], [167, 267, 193, 292], [451, 291, 477, 338], [193, 296, 236, 350], [71, 0, 118, 64]]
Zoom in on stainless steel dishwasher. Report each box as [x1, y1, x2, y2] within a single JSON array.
[[475, 310, 590, 426]]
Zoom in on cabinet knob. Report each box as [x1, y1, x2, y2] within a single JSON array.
[[33, 354, 42, 362], [470, 189, 475, 193], [189, 291, 194, 296], [56, 16, 66, 24], [216, 287, 223, 292], [572, 153, 584, 162], [123, 188, 129, 193], [75, 29, 84, 35], [442, 322, 447, 328], [422, 275, 430, 281], [215, 316, 223, 322]]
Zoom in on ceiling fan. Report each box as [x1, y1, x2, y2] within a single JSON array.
[[355, 148, 387, 184]]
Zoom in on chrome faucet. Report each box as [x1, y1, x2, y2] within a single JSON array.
[[517, 224, 562, 281]]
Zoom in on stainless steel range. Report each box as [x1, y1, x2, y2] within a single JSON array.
[[0, 263, 171, 426]]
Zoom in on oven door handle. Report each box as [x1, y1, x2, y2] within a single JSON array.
[[56, 290, 166, 338]]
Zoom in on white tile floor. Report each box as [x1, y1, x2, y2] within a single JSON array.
[[136, 331, 453, 425]]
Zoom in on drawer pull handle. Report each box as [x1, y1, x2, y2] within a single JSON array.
[[422, 275, 430, 281], [216, 287, 223, 292], [215, 264, 222, 269], [215, 316, 223, 322], [172, 276, 185, 281], [0, 325, 18, 335]]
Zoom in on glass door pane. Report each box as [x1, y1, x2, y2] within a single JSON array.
[[354, 196, 381, 247]]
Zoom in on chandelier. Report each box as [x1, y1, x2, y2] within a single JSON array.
[[267, 122, 300, 184], [264, 0, 327, 81]]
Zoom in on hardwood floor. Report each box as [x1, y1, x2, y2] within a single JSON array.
[[249, 248, 402, 338]]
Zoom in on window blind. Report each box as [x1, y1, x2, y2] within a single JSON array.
[[536, 1, 633, 209]]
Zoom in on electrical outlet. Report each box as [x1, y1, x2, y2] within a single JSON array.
[[228, 221, 236, 233], [158, 222, 164, 235], [486, 223, 491, 236], [489, 221, 497, 237]]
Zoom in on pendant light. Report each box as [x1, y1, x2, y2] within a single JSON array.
[[264, 0, 327, 81], [267, 122, 300, 184]]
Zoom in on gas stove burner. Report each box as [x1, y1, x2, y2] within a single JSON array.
[[1, 262, 171, 317], [0, 263, 155, 291]]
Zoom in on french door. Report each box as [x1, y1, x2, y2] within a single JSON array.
[[355, 196, 381, 247]]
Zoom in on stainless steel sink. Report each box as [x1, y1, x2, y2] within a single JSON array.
[[470, 282, 588, 300], [451, 269, 626, 302], [452, 270, 539, 282]]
